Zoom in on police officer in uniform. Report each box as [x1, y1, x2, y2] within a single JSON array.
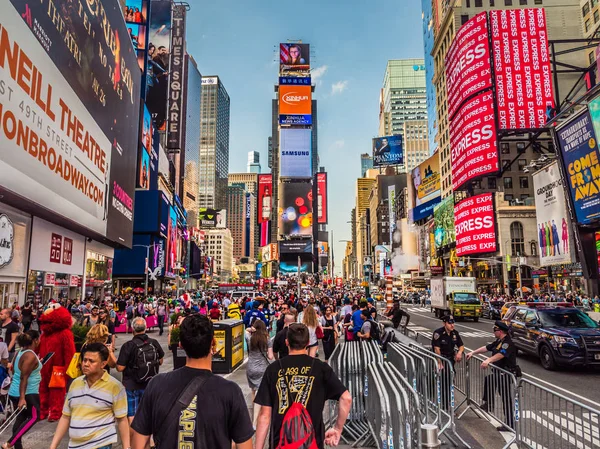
[[431, 315, 464, 411], [467, 320, 519, 430]]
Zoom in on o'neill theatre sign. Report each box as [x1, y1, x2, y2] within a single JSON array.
[[0, 214, 14, 268]]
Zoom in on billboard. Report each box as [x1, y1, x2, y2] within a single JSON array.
[[258, 174, 273, 224], [146, 0, 172, 130], [318, 241, 329, 256], [533, 162, 573, 266], [166, 4, 186, 150], [278, 182, 313, 237], [280, 129, 312, 178], [409, 152, 441, 222], [317, 173, 328, 224], [280, 43, 310, 74], [556, 110, 600, 225], [142, 105, 153, 153], [450, 90, 498, 190], [434, 196, 455, 249], [123, 0, 148, 24], [388, 185, 396, 245], [490, 9, 554, 130], [198, 209, 227, 228], [139, 151, 150, 190], [454, 193, 497, 256], [0, 0, 141, 247], [279, 84, 312, 125], [373, 136, 404, 167], [279, 241, 313, 254], [445, 12, 492, 120]]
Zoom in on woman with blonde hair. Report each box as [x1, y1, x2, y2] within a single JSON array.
[[301, 305, 319, 357], [81, 324, 117, 371]]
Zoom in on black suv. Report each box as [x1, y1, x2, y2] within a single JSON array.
[[503, 303, 600, 370]]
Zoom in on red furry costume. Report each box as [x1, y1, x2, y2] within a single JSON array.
[[38, 304, 75, 421]]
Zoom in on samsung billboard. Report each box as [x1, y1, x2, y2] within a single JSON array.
[[279, 129, 312, 178]]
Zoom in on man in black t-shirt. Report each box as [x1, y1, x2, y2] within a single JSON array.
[[255, 323, 352, 449], [0, 308, 19, 360], [131, 314, 254, 449], [273, 312, 295, 359]]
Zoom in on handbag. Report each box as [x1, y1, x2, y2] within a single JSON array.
[[49, 366, 66, 388], [66, 353, 82, 379], [315, 326, 324, 340]]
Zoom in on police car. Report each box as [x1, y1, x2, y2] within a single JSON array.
[[503, 302, 600, 370]]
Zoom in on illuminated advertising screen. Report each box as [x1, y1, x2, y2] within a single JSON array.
[[280, 129, 312, 178], [373, 136, 404, 167], [454, 193, 497, 256], [279, 241, 312, 254], [165, 207, 177, 277], [450, 91, 498, 190], [556, 110, 600, 225], [318, 241, 329, 256], [279, 84, 312, 125], [278, 182, 313, 237], [280, 43, 310, 74], [122, 0, 148, 24], [409, 152, 441, 222], [445, 12, 492, 120], [138, 150, 150, 190], [490, 9, 554, 130], [142, 105, 152, 153], [433, 196, 455, 249], [317, 173, 328, 224], [198, 209, 227, 228], [258, 174, 273, 224]]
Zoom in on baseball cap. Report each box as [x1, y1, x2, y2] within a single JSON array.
[[441, 315, 455, 324]]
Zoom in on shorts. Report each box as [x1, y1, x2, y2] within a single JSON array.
[[307, 342, 318, 348], [126, 389, 145, 417]]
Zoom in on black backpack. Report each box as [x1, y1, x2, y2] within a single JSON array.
[[369, 319, 381, 342], [131, 337, 160, 384]]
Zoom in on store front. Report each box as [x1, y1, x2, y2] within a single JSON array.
[[27, 217, 85, 305], [84, 241, 115, 301], [0, 203, 31, 306]]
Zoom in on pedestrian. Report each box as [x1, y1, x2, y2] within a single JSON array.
[[244, 301, 268, 328], [227, 298, 242, 320], [385, 299, 411, 329], [466, 320, 520, 431], [320, 305, 338, 361], [273, 313, 295, 359], [116, 317, 164, 424], [81, 324, 117, 372], [209, 301, 221, 320], [301, 304, 320, 357], [82, 305, 100, 327], [275, 302, 289, 333], [130, 314, 254, 448], [351, 300, 368, 339], [431, 315, 464, 411], [156, 299, 167, 336], [254, 323, 353, 449], [49, 343, 130, 449], [245, 320, 274, 426], [0, 309, 19, 361], [3, 331, 42, 449], [20, 303, 34, 332]]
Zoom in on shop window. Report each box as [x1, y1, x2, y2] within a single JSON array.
[[510, 221, 525, 256]]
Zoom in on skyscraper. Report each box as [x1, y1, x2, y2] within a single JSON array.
[[227, 184, 246, 262], [360, 153, 373, 177], [421, 0, 437, 154], [199, 76, 230, 210], [247, 151, 261, 173], [227, 174, 259, 261]]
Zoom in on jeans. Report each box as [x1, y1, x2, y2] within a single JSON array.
[[157, 314, 165, 335]]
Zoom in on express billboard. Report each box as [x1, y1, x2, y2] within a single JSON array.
[[279, 84, 312, 126], [280, 43, 310, 74], [450, 90, 498, 190], [0, 0, 140, 247], [278, 182, 313, 237], [454, 193, 497, 256], [258, 174, 273, 224], [533, 162, 573, 266], [280, 129, 312, 178], [556, 110, 600, 225], [317, 173, 328, 224], [373, 135, 404, 167], [490, 9, 554, 130], [445, 12, 492, 120], [409, 152, 441, 222]]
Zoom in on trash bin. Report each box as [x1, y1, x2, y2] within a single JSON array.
[[212, 319, 245, 374]]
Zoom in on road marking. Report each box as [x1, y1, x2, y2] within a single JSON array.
[[522, 410, 600, 448]]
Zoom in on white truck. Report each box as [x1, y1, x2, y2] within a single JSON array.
[[430, 277, 481, 321]]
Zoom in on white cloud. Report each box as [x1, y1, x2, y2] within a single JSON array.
[[331, 80, 349, 95], [334, 140, 345, 149], [310, 65, 328, 81]]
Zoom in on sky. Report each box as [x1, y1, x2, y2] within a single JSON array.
[[184, 0, 424, 274]]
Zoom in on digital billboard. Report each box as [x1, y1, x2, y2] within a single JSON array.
[[142, 105, 153, 153], [278, 182, 313, 237], [433, 196, 455, 249], [279, 241, 313, 254], [139, 151, 150, 190], [198, 209, 227, 228], [450, 90, 498, 190], [280, 43, 310, 74], [280, 129, 312, 178], [533, 162, 573, 266], [409, 152, 441, 222], [373, 136, 404, 167], [556, 110, 600, 225], [123, 0, 148, 24], [454, 194, 497, 256], [258, 174, 273, 224], [0, 0, 141, 247], [445, 12, 492, 120], [317, 173, 328, 224], [490, 9, 554, 130], [279, 84, 312, 125]]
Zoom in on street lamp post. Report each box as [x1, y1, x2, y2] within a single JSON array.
[[132, 244, 152, 296]]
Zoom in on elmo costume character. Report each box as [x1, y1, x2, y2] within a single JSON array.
[[38, 304, 75, 421]]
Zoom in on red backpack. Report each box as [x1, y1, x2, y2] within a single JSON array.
[[274, 360, 318, 449]]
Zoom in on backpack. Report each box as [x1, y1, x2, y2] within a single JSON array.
[[131, 337, 160, 384], [369, 319, 381, 343], [274, 360, 318, 449], [126, 306, 134, 320]]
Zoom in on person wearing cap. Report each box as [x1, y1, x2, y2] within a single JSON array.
[[467, 320, 518, 430], [432, 315, 464, 411]]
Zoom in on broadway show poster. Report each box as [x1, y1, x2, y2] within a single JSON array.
[[3, 0, 141, 248], [557, 109, 600, 225], [373, 135, 404, 167], [409, 152, 441, 222]]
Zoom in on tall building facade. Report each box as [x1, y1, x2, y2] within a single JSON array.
[[227, 185, 246, 262], [247, 151, 261, 173], [204, 229, 233, 279], [422, 0, 438, 154], [403, 120, 429, 172], [360, 154, 373, 177], [199, 76, 230, 210], [227, 173, 259, 260]]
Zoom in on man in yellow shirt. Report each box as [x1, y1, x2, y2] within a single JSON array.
[[50, 343, 130, 449]]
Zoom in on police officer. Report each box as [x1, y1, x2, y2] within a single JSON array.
[[432, 315, 464, 411], [467, 320, 518, 430]]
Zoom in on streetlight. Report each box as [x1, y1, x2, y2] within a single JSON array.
[[132, 244, 152, 296]]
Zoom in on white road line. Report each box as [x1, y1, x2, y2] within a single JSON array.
[[522, 410, 600, 448]]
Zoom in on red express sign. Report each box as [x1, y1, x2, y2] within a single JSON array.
[[490, 9, 554, 130], [450, 91, 498, 190], [445, 12, 492, 120], [454, 193, 497, 256]]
